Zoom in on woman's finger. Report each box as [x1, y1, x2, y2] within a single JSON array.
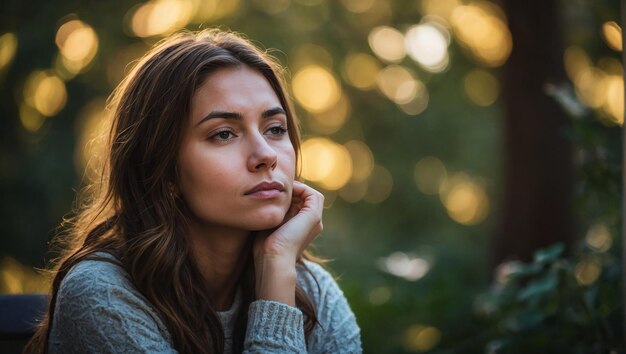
[[293, 182, 324, 214]]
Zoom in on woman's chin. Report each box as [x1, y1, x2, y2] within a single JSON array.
[[248, 208, 288, 231]]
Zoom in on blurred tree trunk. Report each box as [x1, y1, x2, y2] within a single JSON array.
[[491, 0, 573, 270]]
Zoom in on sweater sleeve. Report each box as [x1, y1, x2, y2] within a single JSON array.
[[301, 261, 362, 354], [243, 261, 362, 354], [243, 300, 307, 353], [48, 258, 176, 354]]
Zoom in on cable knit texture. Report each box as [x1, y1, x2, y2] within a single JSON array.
[[48, 252, 362, 353]]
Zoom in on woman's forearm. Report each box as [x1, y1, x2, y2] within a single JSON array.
[[255, 256, 297, 306]]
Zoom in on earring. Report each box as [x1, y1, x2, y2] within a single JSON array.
[[167, 182, 178, 198]]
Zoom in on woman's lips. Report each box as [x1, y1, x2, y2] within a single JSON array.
[[245, 181, 285, 199], [247, 189, 282, 198]]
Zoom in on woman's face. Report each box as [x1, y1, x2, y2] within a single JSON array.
[[178, 65, 296, 233]]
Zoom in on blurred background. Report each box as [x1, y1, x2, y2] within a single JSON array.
[[0, 0, 624, 352]]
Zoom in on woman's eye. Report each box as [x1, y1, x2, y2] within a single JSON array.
[[266, 126, 287, 136], [211, 130, 235, 141]]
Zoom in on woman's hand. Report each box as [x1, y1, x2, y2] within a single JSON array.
[[253, 181, 324, 306]]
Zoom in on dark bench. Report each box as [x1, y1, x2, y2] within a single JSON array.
[[0, 294, 47, 353]]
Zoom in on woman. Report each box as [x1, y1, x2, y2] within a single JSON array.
[[25, 29, 361, 353]]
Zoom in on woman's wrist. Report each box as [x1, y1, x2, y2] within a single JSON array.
[[255, 256, 297, 306]]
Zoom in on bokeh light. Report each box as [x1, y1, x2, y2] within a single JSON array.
[[414, 156, 447, 195], [23, 70, 67, 117], [396, 80, 420, 105], [344, 140, 374, 182], [376, 64, 429, 114], [450, 1, 512, 67], [308, 93, 351, 134], [0, 32, 17, 71], [368, 26, 406, 62], [601, 21, 622, 51], [341, 0, 375, 13], [564, 45, 624, 126], [405, 22, 450, 73], [585, 223, 612, 253], [377, 65, 417, 104], [379, 252, 430, 281], [342, 52, 381, 90], [440, 173, 489, 225], [338, 179, 368, 203], [55, 19, 99, 75], [564, 46, 592, 82], [301, 137, 353, 190], [404, 325, 441, 352], [397, 80, 429, 116], [19, 103, 45, 133], [601, 75, 624, 125], [464, 69, 500, 106], [574, 67, 607, 108], [575, 258, 601, 286], [293, 65, 341, 113], [128, 0, 193, 38]]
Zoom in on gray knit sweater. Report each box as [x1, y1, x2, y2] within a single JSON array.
[[48, 252, 362, 353]]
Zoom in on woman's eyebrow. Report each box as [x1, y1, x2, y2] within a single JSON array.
[[196, 107, 286, 127], [262, 107, 286, 118], [196, 111, 242, 126]]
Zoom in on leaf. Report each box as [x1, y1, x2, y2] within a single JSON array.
[[515, 262, 543, 277], [533, 243, 564, 263], [517, 271, 558, 301]]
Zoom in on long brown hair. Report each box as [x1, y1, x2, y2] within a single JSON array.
[[26, 29, 319, 354]]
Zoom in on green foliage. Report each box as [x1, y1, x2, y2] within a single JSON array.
[[473, 244, 623, 354]]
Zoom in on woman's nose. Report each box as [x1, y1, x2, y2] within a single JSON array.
[[247, 133, 278, 172]]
